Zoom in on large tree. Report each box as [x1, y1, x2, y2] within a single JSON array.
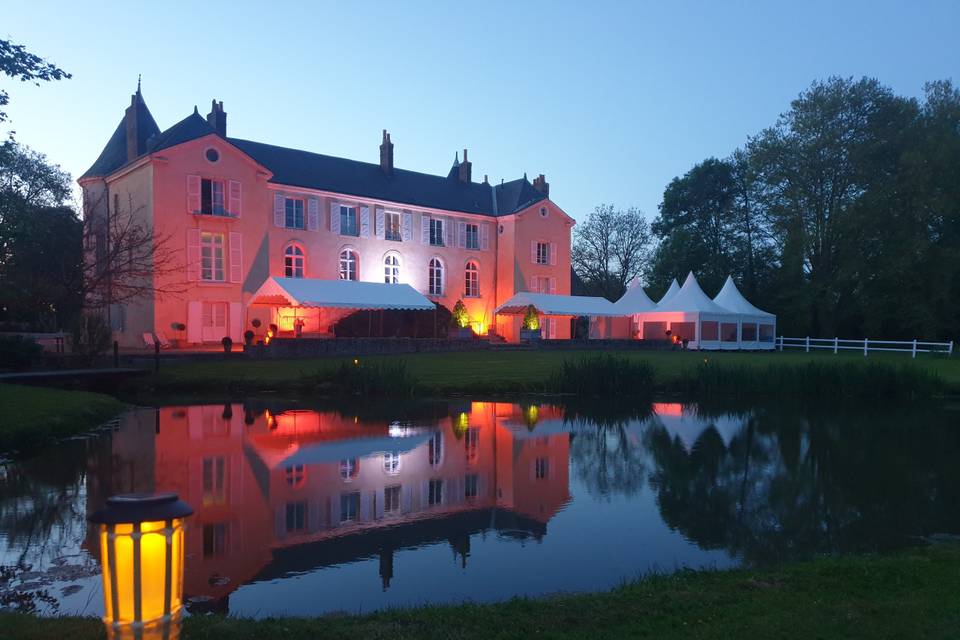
[[572, 204, 651, 300], [0, 37, 70, 126]]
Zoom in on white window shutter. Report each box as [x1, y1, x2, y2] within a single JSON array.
[[229, 232, 242, 283], [375, 207, 385, 240], [307, 198, 319, 231], [187, 175, 201, 214], [229, 302, 243, 343], [528, 275, 537, 292], [360, 206, 371, 238], [550, 242, 558, 266], [549, 277, 557, 294], [531, 241, 538, 264], [402, 212, 413, 242], [549, 318, 557, 339], [187, 301, 202, 343], [228, 180, 242, 217], [458, 222, 467, 248], [186, 228, 201, 281], [274, 193, 285, 227], [330, 202, 340, 234], [445, 217, 455, 247], [421, 215, 430, 244], [480, 224, 490, 251]]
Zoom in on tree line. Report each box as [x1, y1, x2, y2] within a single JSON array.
[[574, 77, 960, 340]]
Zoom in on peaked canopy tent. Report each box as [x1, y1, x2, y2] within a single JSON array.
[[248, 277, 436, 337], [629, 273, 740, 349], [494, 291, 621, 339], [713, 276, 777, 350], [612, 278, 658, 339], [658, 279, 681, 305]]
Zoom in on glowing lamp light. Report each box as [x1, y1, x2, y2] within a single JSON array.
[[89, 493, 193, 640]]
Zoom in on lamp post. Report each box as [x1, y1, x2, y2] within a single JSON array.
[[89, 493, 193, 640]]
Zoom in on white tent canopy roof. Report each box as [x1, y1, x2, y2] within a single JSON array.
[[658, 279, 681, 305], [613, 277, 657, 314], [248, 277, 436, 310], [654, 272, 731, 315], [713, 276, 776, 319], [495, 292, 620, 317]]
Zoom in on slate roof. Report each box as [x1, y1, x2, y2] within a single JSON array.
[[80, 90, 160, 180], [84, 95, 549, 217]]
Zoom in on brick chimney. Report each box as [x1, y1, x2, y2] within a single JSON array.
[[380, 130, 394, 175], [532, 173, 550, 197], [458, 148, 472, 183], [124, 87, 144, 162], [207, 100, 227, 137]]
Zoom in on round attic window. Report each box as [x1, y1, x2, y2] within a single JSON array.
[[205, 148, 220, 163], [498, 225, 504, 234], [540, 207, 548, 217]]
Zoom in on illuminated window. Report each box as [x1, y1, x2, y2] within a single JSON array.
[[340, 492, 361, 522], [465, 474, 478, 499], [384, 254, 400, 284], [535, 457, 549, 480], [285, 464, 306, 488], [340, 458, 360, 480], [339, 206, 359, 236], [200, 232, 225, 281], [385, 211, 402, 241], [429, 218, 444, 246], [285, 501, 306, 532], [464, 261, 479, 297], [428, 258, 444, 296], [428, 431, 443, 466], [383, 452, 401, 475], [384, 485, 401, 513], [536, 242, 550, 265], [339, 249, 358, 281], [428, 479, 443, 506], [284, 244, 305, 278], [284, 197, 304, 229]]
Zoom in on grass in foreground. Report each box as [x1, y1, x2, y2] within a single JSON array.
[[3, 544, 959, 639], [0, 384, 125, 454], [147, 349, 960, 396]]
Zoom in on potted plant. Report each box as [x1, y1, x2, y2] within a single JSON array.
[[170, 322, 187, 348], [243, 329, 255, 346], [449, 300, 473, 339], [520, 305, 541, 342], [221, 336, 233, 353]]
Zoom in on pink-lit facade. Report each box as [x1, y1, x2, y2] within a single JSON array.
[[79, 90, 575, 346]]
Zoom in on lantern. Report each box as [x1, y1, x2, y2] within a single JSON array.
[[89, 493, 193, 640]]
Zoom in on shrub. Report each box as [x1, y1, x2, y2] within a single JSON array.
[[243, 330, 255, 345], [550, 355, 656, 397], [311, 360, 420, 397], [251, 318, 262, 328], [451, 300, 469, 329], [0, 335, 44, 371], [522, 305, 540, 331], [221, 336, 233, 353]]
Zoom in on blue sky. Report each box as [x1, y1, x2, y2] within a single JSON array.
[[4, 1, 958, 222]]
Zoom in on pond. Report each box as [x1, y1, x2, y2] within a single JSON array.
[[1, 397, 958, 617]]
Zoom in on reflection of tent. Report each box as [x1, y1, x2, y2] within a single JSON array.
[[628, 273, 738, 349], [651, 404, 744, 451], [253, 429, 435, 468], [713, 276, 777, 350]]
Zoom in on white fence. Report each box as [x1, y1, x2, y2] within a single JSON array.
[[776, 336, 953, 358]]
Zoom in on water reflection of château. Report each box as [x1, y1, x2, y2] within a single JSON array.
[[86, 401, 571, 612]]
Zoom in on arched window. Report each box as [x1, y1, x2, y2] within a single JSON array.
[[284, 244, 305, 278], [383, 254, 400, 284], [339, 249, 358, 281], [464, 261, 479, 297], [428, 258, 444, 296]]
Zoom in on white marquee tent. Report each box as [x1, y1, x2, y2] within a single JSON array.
[[713, 276, 777, 350]]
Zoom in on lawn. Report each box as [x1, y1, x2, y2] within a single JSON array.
[[0, 384, 125, 454], [4, 543, 959, 639], [148, 348, 960, 395]]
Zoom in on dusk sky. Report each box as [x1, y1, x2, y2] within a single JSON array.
[[5, 1, 958, 223]]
